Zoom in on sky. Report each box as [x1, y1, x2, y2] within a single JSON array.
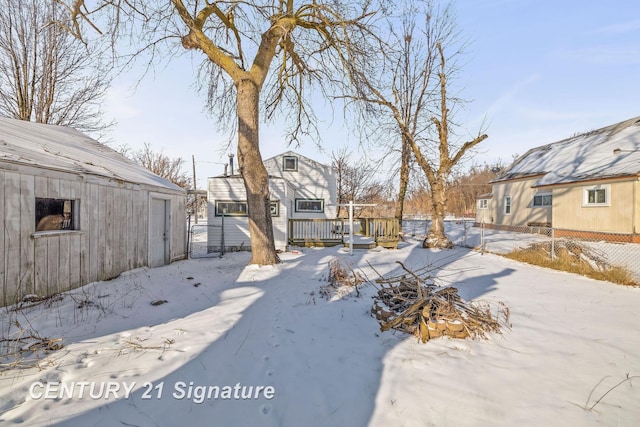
[[103, 0, 640, 190]]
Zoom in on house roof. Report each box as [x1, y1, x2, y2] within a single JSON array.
[[264, 150, 331, 170], [491, 116, 640, 187], [212, 150, 331, 178], [0, 117, 183, 191]]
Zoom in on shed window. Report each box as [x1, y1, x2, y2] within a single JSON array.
[[504, 196, 511, 215], [295, 199, 324, 213], [478, 199, 488, 209], [283, 156, 298, 171], [533, 194, 552, 207], [36, 198, 76, 231]]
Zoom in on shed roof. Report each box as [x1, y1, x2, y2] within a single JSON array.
[[0, 117, 183, 191], [492, 116, 640, 187]]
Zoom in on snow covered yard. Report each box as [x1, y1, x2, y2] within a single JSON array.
[[1, 240, 639, 426]]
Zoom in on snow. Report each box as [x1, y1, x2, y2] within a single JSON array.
[[0, 117, 182, 191], [1, 239, 639, 426], [493, 116, 640, 186]]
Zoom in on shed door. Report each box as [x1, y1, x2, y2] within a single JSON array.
[[150, 198, 170, 267]]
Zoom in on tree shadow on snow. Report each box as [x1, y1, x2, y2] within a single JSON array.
[[11, 238, 515, 427]]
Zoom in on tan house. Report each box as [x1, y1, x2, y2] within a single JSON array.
[[477, 116, 640, 242]]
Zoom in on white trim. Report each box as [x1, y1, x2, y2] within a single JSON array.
[[504, 196, 512, 215], [532, 192, 552, 207], [148, 192, 172, 267], [582, 184, 610, 207]]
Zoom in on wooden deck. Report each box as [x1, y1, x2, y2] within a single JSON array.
[[288, 218, 400, 249]]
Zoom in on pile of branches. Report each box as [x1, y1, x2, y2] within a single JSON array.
[[371, 261, 510, 342]]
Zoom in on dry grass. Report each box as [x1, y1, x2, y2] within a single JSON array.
[[504, 241, 637, 286]]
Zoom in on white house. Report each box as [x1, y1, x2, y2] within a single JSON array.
[[0, 117, 187, 306], [207, 151, 337, 251], [477, 116, 640, 242]]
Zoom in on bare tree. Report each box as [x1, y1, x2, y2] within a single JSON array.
[[60, 1, 379, 265], [0, 0, 111, 136], [347, 1, 487, 248], [446, 162, 503, 216], [331, 148, 380, 218], [122, 143, 192, 189]]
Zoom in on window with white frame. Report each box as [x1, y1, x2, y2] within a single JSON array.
[[295, 198, 324, 213], [215, 200, 248, 216], [532, 193, 552, 207], [282, 155, 298, 171], [215, 200, 280, 216], [35, 198, 77, 231], [504, 196, 511, 215], [478, 199, 488, 209], [583, 185, 609, 206], [270, 200, 280, 217]]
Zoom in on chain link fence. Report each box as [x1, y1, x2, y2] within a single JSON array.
[[188, 224, 224, 258], [402, 220, 640, 282]]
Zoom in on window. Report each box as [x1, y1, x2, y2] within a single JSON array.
[[478, 199, 488, 209], [583, 185, 609, 206], [35, 198, 77, 231], [504, 196, 511, 215], [215, 200, 280, 216], [295, 198, 324, 213], [215, 201, 248, 216], [270, 201, 280, 217], [533, 193, 552, 207], [282, 156, 298, 171]]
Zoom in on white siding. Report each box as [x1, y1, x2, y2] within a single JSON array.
[[207, 176, 289, 251], [264, 151, 337, 219]]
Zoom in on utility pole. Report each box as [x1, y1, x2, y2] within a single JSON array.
[[192, 154, 198, 224]]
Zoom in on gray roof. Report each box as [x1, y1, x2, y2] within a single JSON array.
[[0, 117, 183, 191], [492, 116, 640, 187]]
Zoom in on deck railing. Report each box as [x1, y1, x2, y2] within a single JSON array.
[[288, 218, 400, 248], [288, 219, 345, 246]]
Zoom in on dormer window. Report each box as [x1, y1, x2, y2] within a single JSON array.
[[283, 155, 298, 171]]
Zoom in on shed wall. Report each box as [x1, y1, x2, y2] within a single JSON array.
[[0, 165, 186, 306]]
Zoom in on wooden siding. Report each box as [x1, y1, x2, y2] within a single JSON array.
[[0, 165, 186, 307]]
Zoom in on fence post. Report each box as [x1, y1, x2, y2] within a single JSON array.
[[463, 220, 468, 248], [550, 227, 555, 260], [187, 214, 192, 258], [220, 212, 225, 256], [481, 221, 485, 255]]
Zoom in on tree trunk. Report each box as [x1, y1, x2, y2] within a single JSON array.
[[236, 79, 280, 265], [395, 135, 412, 229], [423, 179, 453, 249]]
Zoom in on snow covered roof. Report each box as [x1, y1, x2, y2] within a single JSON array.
[[0, 117, 183, 192], [492, 116, 640, 187], [264, 150, 331, 170]]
